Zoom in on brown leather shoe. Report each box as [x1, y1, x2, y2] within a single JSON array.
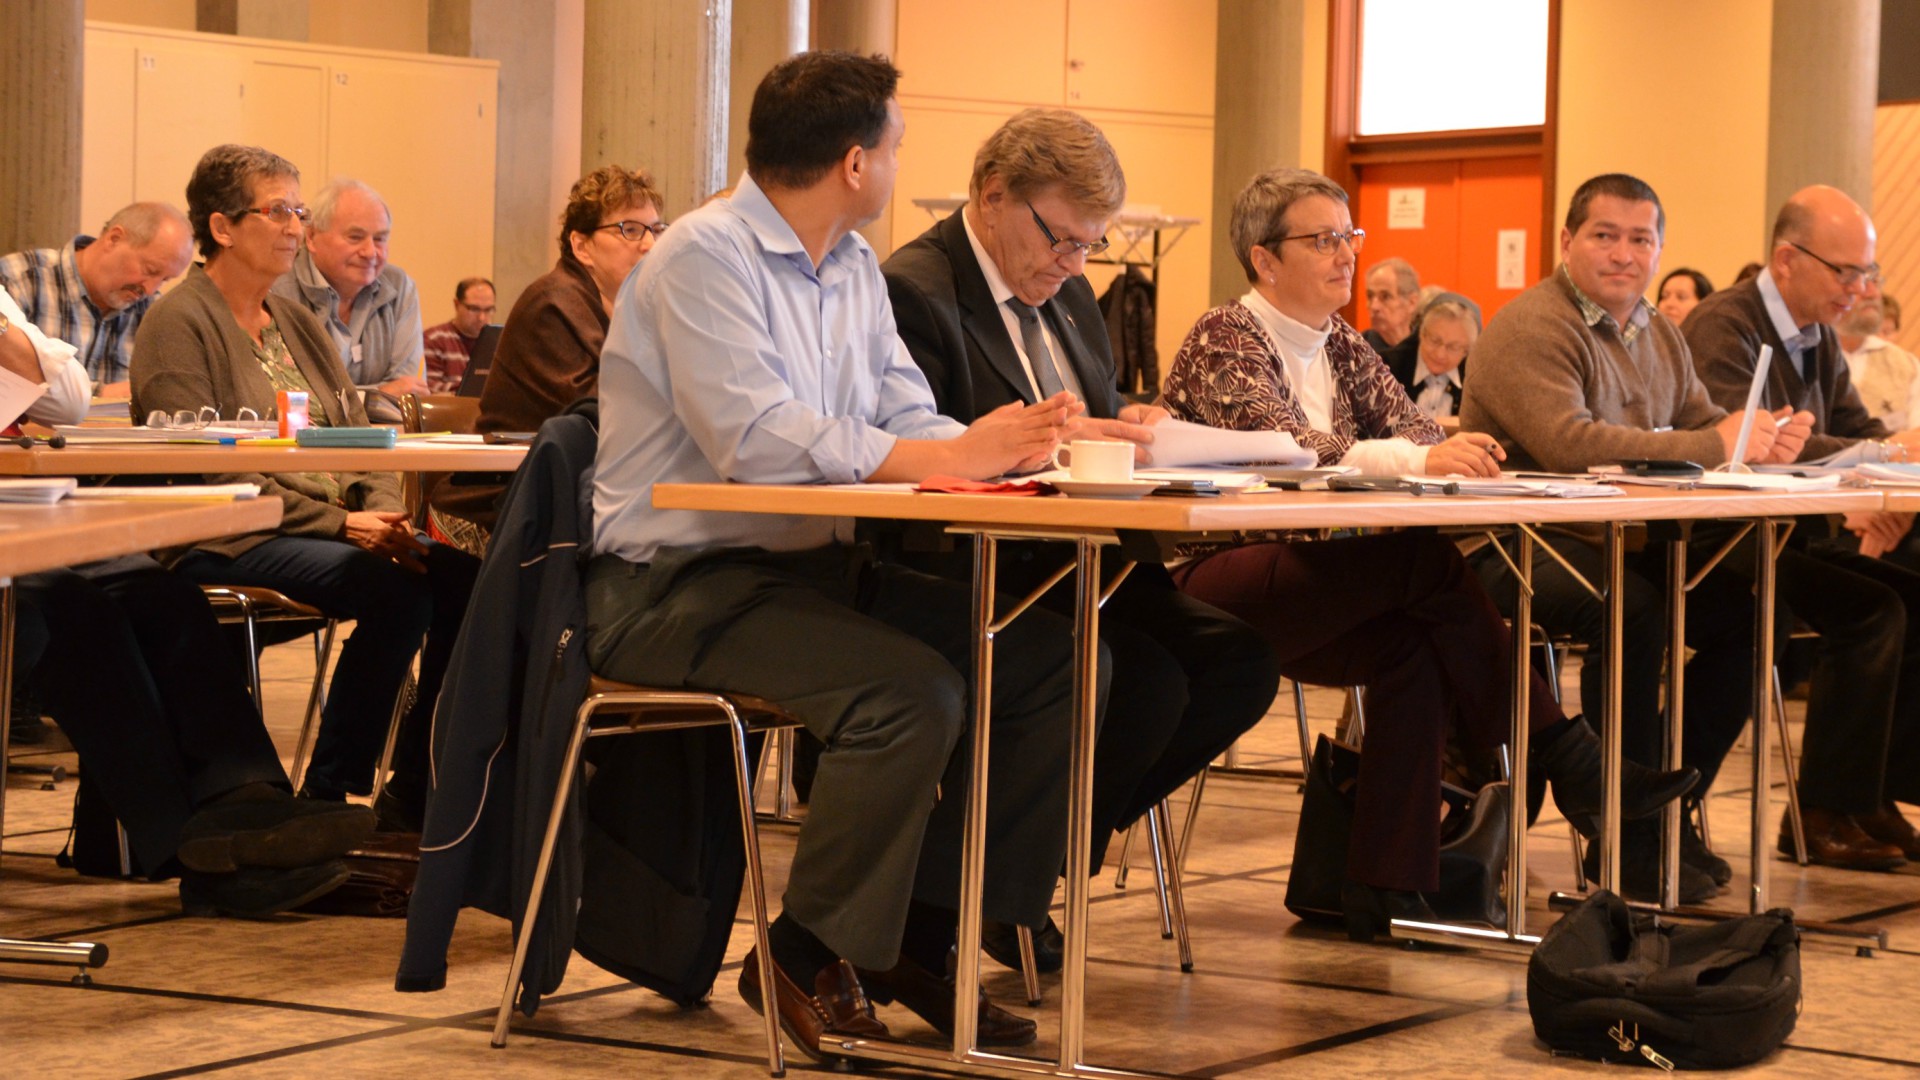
[[1854, 801, 1920, 860], [860, 948, 1038, 1048], [738, 948, 889, 1064], [1780, 805, 1907, 871]]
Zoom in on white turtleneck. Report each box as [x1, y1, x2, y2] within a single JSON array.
[[1240, 289, 1427, 474]]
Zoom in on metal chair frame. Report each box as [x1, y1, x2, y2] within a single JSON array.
[[489, 676, 802, 1077]]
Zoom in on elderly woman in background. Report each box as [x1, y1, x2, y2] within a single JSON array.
[[1656, 267, 1714, 326], [1383, 292, 1481, 420], [132, 144, 475, 828], [428, 165, 665, 550], [1161, 167, 1696, 940]]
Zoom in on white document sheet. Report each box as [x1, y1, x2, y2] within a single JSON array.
[[1140, 419, 1315, 469]]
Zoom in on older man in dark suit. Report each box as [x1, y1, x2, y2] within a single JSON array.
[[881, 108, 1279, 970]]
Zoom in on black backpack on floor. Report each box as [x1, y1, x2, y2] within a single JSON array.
[[1528, 890, 1801, 1069]]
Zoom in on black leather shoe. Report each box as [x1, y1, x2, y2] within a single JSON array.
[[1341, 883, 1438, 943], [176, 785, 375, 873], [1582, 841, 1718, 904], [1535, 719, 1698, 837], [981, 917, 1062, 975], [1681, 813, 1733, 886], [1782, 805, 1906, 871], [861, 947, 1037, 1048], [179, 860, 351, 918]]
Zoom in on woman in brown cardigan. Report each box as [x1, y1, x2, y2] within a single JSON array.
[[429, 165, 664, 548], [133, 144, 474, 822]]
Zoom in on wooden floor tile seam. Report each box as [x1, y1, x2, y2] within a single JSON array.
[[1779, 1042, 1920, 1069], [1086, 953, 1525, 1008], [1181, 1001, 1490, 1077]]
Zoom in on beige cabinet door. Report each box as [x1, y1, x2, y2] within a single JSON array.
[[82, 33, 140, 231], [1065, 0, 1216, 117], [895, 0, 1069, 106], [133, 42, 245, 207], [243, 60, 328, 185]]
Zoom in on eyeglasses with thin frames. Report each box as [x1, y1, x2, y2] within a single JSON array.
[[230, 201, 309, 225], [1788, 241, 1880, 289], [595, 219, 669, 242], [1027, 203, 1111, 257], [1269, 228, 1367, 257]]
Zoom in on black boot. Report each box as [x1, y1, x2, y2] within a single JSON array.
[[1534, 718, 1698, 838], [1340, 883, 1438, 943]]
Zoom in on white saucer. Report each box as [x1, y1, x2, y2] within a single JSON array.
[[1051, 478, 1168, 499]]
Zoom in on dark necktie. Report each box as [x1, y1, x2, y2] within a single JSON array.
[[1006, 298, 1066, 399]]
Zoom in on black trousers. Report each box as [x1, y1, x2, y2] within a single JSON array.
[[1471, 533, 1761, 796], [15, 557, 286, 873], [970, 550, 1279, 870], [1714, 535, 1920, 811]]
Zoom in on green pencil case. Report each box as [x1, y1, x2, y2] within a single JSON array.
[[295, 426, 399, 449]]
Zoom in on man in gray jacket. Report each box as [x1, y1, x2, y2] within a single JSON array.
[[1462, 172, 1810, 900]]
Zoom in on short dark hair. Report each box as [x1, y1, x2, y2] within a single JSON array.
[[1564, 173, 1664, 239], [185, 144, 300, 260], [454, 276, 494, 303], [745, 51, 900, 191], [1658, 267, 1714, 304]]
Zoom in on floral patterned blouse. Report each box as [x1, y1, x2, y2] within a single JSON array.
[[1162, 300, 1443, 552]]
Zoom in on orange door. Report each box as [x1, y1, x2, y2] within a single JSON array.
[[1350, 155, 1542, 329]]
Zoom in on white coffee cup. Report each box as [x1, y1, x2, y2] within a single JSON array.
[[1052, 439, 1134, 483]]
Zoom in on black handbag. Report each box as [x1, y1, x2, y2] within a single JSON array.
[[1284, 733, 1510, 927], [1528, 890, 1801, 1069]]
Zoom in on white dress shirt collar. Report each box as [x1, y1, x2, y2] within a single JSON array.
[[1757, 267, 1822, 361], [962, 208, 1017, 307]]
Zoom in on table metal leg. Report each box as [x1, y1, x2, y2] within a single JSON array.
[[1663, 537, 1686, 911], [1598, 522, 1626, 894], [1750, 518, 1775, 915], [950, 531, 997, 1057], [0, 580, 110, 982]]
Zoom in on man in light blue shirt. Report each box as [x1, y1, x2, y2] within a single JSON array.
[[588, 51, 1088, 1062]]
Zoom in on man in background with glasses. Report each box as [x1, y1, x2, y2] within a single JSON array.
[[0, 201, 194, 400], [272, 178, 427, 403], [881, 108, 1279, 974], [421, 276, 495, 393], [1683, 184, 1920, 871]]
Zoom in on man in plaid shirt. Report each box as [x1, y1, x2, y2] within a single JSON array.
[[0, 202, 194, 398]]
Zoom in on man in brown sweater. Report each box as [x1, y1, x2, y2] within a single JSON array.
[[1682, 185, 1920, 870], [1462, 173, 1811, 899]]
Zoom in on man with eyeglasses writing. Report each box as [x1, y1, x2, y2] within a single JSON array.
[[1682, 184, 1920, 871], [881, 109, 1280, 971]]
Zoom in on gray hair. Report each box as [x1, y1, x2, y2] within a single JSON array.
[[1368, 257, 1420, 298], [970, 108, 1126, 220], [184, 144, 301, 260], [102, 202, 190, 248], [1230, 168, 1349, 282], [1418, 295, 1482, 335], [309, 178, 390, 233]]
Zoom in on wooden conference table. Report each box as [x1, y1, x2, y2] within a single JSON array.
[[0, 440, 529, 475], [0, 496, 286, 979], [653, 479, 1880, 1080]]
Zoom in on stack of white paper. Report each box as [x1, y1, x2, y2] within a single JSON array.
[[1694, 471, 1841, 491], [0, 477, 78, 504], [1141, 419, 1316, 469], [66, 484, 262, 500], [1856, 462, 1920, 487]]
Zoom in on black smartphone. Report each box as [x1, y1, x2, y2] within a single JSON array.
[[1615, 459, 1704, 478], [483, 431, 539, 444]]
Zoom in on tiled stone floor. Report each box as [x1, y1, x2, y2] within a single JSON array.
[[4, 638, 1917, 1077]]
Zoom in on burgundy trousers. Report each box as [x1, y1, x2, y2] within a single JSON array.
[[1172, 531, 1564, 891]]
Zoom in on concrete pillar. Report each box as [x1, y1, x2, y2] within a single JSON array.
[[810, 0, 896, 253], [1209, 1, 1310, 305], [0, 1, 84, 252], [196, 0, 311, 41], [434, 0, 583, 309], [1767, 0, 1880, 221], [581, 0, 731, 217], [729, 0, 808, 184]]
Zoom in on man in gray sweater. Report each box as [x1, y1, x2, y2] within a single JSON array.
[[1462, 173, 1812, 900], [1681, 185, 1920, 871]]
